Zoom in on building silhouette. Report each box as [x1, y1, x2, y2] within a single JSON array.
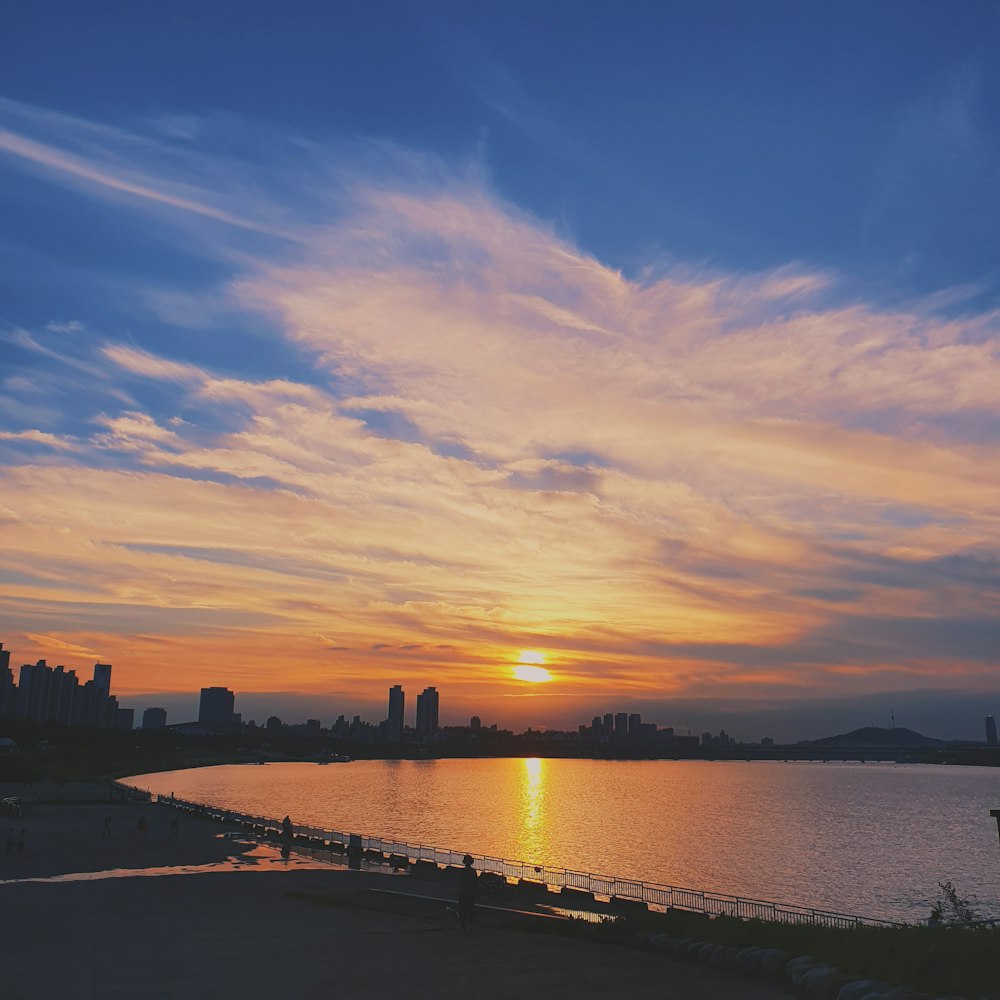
[[0, 644, 14, 718], [93, 662, 112, 696], [199, 687, 236, 725], [6, 658, 120, 727], [142, 707, 167, 729], [415, 686, 439, 739], [987, 715, 998, 746], [628, 713, 641, 740], [614, 712, 628, 743], [387, 684, 405, 741]]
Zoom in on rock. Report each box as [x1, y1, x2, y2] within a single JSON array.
[[799, 966, 852, 1000], [786, 955, 821, 985], [837, 983, 888, 1000], [757, 948, 794, 975], [735, 946, 765, 972], [791, 962, 830, 989], [708, 944, 729, 966]]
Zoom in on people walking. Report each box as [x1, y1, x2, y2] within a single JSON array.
[[458, 854, 477, 931]]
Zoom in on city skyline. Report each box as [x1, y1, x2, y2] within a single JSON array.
[[2, 4, 1000, 740], [2, 640, 997, 746]]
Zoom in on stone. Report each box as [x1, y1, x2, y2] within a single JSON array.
[[757, 948, 794, 975], [786, 955, 821, 985], [735, 946, 764, 973], [799, 966, 852, 1000], [696, 942, 716, 963], [708, 944, 729, 966]]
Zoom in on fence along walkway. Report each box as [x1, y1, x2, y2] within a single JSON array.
[[119, 782, 900, 929]]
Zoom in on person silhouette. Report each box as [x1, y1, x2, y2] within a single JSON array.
[[458, 854, 477, 931]]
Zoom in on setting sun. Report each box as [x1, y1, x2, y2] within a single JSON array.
[[513, 665, 552, 683], [517, 650, 546, 665]]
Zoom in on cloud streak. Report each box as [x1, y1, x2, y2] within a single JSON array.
[[0, 102, 998, 733]]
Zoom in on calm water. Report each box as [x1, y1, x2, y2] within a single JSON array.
[[128, 758, 1000, 922]]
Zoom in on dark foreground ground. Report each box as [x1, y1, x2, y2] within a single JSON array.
[[0, 787, 791, 1000]]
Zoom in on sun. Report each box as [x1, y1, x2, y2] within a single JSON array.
[[513, 651, 552, 683], [513, 665, 552, 683], [517, 650, 546, 665]]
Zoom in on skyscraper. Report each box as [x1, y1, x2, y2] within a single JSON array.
[[142, 707, 167, 729], [614, 712, 628, 743], [16, 660, 50, 720], [628, 713, 642, 741], [93, 662, 112, 694], [415, 686, 439, 739], [199, 687, 236, 725], [987, 715, 998, 746], [387, 684, 405, 741], [0, 644, 14, 718]]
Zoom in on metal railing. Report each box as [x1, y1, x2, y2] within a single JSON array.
[[115, 781, 902, 929]]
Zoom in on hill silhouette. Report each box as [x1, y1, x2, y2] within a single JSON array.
[[801, 726, 942, 748]]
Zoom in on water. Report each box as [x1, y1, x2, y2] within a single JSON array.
[[127, 758, 1000, 923], [0, 839, 328, 886]]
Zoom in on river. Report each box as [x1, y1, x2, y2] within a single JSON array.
[[127, 758, 1000, 923]]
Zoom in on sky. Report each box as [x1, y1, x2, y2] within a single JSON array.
[[1, 1, 999, 740]]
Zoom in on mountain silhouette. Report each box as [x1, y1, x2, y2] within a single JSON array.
[[801, 726, 942, 748]]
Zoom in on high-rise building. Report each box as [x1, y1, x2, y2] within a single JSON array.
[[415, 686, 439, 739], [987, 715, 998, 746], [93, 662, 112, 695], [199, 687, 236, 725], [47, 665, 79, 725], [387, 684, 405, 741], [142, 707, 167, 729], [12, 658, 117, 728], [591, 715, 603, 741], [614, 712, 628, 743], [115, 707, 134, 730], [17, 661, 50, 720], [603, 713, 614, 740], [0, 644, 15, 718], [628, 713, 642, 741]]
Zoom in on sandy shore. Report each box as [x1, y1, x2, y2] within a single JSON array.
[[0, 785, 791, 999]]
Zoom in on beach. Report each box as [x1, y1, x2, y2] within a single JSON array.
[[0, 783, 792, 999]]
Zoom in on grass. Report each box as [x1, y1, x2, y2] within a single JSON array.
[[287, 886, 997, 997], [607, 906, 998, 999]]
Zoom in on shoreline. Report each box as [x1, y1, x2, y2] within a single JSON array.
[[0, 785, 791, 1000]]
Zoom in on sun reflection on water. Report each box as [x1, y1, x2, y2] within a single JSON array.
[[519, 757, 547, 862]]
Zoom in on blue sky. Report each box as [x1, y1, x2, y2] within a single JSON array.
[[1, 2, 999, 738], [5, 1, 1000, 296]]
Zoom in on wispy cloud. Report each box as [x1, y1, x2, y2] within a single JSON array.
[[1, 101, 999, 727]]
